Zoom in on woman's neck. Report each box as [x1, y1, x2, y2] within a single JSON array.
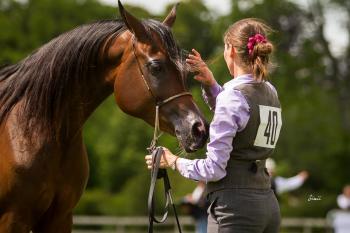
[[232, 64, 262, 82], [232, 63, 249, 79]]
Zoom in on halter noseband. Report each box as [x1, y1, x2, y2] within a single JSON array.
[[131, 36, 192, 150]]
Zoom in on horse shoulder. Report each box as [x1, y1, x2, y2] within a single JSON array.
[[1, 112, 48, 169]]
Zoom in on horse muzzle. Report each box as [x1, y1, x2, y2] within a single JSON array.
[[174, 114, 209, 153]]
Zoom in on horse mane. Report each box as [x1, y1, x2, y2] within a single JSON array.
[[0, 18, 184, 142]]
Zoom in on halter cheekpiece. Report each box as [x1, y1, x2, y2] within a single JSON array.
[[131, 35, 186, 233]]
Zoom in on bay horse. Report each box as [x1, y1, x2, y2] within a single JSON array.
[[0, 1, 209, 232]]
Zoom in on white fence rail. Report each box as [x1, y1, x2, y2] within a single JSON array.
[[72, 215, 334, 233]]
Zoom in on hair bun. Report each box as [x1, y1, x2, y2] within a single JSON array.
[[254, 41, 273, 57]]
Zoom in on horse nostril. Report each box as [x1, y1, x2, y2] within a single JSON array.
[[191, 121, 203, 138]]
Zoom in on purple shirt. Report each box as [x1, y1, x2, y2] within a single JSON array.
[[176, 74, 277, 182]]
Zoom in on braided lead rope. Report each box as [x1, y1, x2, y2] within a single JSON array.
[[148, 106, 162, 152]]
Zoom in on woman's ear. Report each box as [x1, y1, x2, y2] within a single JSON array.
[[230, 46, 237, 58]]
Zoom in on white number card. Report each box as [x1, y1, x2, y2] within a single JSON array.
[[254, 105, 282, 148]]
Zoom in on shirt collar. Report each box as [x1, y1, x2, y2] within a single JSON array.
[[223, 74, 255, 89]]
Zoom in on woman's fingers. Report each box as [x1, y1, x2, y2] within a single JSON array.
[[145, 148, 177, 170], [186, 58, 198, 64], [188, 54, 201, 60], [191, 48, 201, 58], [186, 59, 205, 67], [188, 56, 204, 68], [186, 60, 206, 71], [194, 76, 204, 81], [145, 155, 153, 169], [162, 147, 170, 152], [186, 56, 205, 65], [144, 154, 167, 169]]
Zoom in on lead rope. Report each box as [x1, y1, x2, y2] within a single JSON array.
[[148, 106, 162, 152], [147, 105, 182, 233], [147, 147, 182, 233]]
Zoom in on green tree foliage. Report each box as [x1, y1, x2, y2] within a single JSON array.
[[0, 0, 349, 217], [0, 0, 117, 63]]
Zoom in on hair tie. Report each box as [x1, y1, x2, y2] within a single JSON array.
[[247, 33, 267, 56]]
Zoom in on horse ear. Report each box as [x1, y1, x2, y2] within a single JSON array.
[[118, 0, 149, 42], [163, 3, 179, 28]]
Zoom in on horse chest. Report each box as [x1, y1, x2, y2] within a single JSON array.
[[1, 121, 89, 215]]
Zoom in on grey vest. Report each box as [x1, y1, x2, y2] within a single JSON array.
[[207, 82, 281, 193]]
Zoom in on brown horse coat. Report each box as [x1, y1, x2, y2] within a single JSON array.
[[0, 2, 208, 232]]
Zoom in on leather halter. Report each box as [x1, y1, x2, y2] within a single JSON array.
[[131, 36, 184, 233], [131, 36, 192, 150]]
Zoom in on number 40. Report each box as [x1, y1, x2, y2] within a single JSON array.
[[264, 110, 278, 145]]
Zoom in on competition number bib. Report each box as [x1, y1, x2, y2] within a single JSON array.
[[254, 105, 282, 148]]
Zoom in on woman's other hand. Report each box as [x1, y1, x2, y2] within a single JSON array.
[[186, 49, 216, 86]]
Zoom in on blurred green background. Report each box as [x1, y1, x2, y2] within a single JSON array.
[[0, 0, 349, 219]]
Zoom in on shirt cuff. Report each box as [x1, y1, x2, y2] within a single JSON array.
[[202, 81, 222, 97], [176, 157, 192, 179]]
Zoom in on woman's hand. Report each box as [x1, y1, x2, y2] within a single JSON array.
[[186, 49, 216, 87], [145, 147, 178, 170]]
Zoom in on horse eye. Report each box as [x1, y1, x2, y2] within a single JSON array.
[[147, 62, 163, 76]]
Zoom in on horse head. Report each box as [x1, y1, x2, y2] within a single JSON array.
[[111, 1, 209, 152]]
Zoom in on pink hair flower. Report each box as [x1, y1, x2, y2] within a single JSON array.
[[247, 33, 267, 56]]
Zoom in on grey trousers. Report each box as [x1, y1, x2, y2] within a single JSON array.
[[207, 189, 280, 233]]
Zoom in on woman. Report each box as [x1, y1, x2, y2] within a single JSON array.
[[146, 18, 282, 233]]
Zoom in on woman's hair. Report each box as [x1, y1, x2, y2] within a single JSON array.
[[224, 18, 274, 81]]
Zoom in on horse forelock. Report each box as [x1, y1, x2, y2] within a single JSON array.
[[143, 20, 187, 77]]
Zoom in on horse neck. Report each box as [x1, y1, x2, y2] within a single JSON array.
[[77, 33, 130, 126], [79, 77, 113, 122]]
